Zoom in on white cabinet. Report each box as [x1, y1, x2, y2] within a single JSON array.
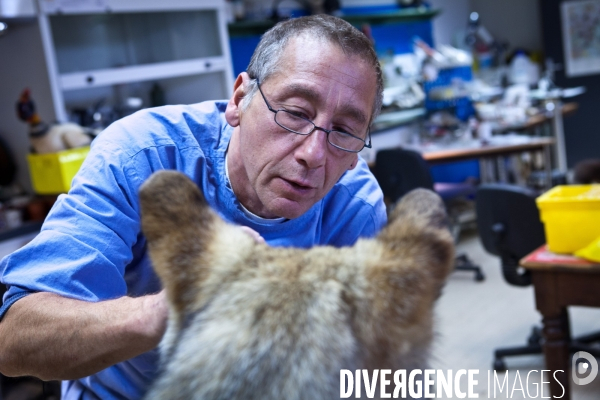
[[0, 0, 35, 17], [37, 0, 234, 124], [0, 0, 233, 193]]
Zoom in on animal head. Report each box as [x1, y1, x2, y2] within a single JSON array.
[[16, 88, 39, 124], [139, 170, 454, 400]]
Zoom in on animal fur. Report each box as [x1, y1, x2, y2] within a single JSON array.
[[29, 122, 92, 154], [139, 170, 455, 400]]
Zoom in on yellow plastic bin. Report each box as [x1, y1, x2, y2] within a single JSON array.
[[27, 146, 90, 194], [536, 184, 600, 254]]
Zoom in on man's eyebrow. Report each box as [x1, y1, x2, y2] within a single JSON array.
[[338, 103, 368, 126], [280, 83, 369, 126]]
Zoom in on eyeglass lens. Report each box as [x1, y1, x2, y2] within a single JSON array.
[[275, 110, 366, 152]]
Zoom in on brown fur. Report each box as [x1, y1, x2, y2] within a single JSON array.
[[139, 170, 454, 400]]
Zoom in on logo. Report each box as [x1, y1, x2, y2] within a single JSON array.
[[572, 351, 598, 385]]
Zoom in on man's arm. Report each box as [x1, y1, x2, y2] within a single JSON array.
[[0, 291, 167, 381]]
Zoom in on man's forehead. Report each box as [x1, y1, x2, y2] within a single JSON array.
[[276, 82, 369, 125], [259, 34, 376, 120]]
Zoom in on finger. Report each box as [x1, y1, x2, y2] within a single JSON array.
[[240, 226, 266, 244]]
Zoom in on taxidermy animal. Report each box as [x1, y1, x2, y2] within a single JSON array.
[[573, 158, 600, 184], [16, 88, 92, 154], [139, 170, 455, 400]]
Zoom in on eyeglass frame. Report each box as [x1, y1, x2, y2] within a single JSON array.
[[254, 78, 372, 153]]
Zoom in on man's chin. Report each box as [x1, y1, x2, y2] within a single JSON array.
[[271, 207, 306, 220], [266, 199, 312, 220]]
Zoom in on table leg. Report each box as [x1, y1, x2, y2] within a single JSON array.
[[479, 158, 492, 183], [552, 100, 568, 174], [543, 146, 553, 189], [542, 309, 571, 400], [497, 156, 508, 183]]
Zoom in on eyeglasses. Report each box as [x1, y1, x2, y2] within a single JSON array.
[[255, 79, 372, 153]]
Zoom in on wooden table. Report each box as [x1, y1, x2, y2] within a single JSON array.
[[421, 137, 555, 188], [365, 136, 555, 188], [521, 245, 600, 400], [365, 101, 577, 186], [416, 137, 555, 165], [494, 102, 579, 134]]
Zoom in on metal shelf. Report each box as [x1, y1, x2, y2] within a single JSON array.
[[342, 8, 440, 25], [59, 56, 227, 91], [228, 7, 440, 37], [38, 0, 222, 14]]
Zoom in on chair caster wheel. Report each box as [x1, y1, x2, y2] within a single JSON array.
[[475, 271, 485, 282], [528, 326, 542, 345], [493, 359, 507, 371]]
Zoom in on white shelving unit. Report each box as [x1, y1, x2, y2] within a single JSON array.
[[36, 0, 234, 123], [0, 0, 233, 193]]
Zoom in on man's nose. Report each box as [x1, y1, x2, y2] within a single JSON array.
[[295, 129, 328, 169]]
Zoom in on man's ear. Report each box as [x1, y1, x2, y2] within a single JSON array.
[[225, 72, 251, 127]]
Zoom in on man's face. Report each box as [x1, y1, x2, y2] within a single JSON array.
[[226, 36, 377, 219]]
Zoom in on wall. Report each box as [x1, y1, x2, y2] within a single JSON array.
[[428, 0, 470, 47], [425, 0, 544, 53], [469, 0, 543, 54], [0, 19, 54, 193], [540, 0, 600, 168]]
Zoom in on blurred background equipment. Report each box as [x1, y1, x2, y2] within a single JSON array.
[[16, 88, 93, 154], [0, 136, 16, 187]]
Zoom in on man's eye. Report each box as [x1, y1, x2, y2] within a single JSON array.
[[334, 126, 357, 137], [288, 110, 309, 119]]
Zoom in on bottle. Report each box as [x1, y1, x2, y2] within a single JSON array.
[[509, 51, 530, 85]]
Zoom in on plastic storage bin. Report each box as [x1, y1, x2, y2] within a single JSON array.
[[423, 65, 475, 121], [536, 185, 600, 254], [27, 146, 90, 194]]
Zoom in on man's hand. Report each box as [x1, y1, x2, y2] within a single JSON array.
[[0, 290, 168, 381], [240, 226, 266, 244]]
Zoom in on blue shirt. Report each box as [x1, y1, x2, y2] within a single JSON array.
[[0, 100, 386, 399]]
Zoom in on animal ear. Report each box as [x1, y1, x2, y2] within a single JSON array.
[[356, 189, 454, 367], [377, 188, 454, 284], [139, 170, 218, 315]]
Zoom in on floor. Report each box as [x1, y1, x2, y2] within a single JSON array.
[[1, 230, 600, 399], [433, 229, 600, 399]]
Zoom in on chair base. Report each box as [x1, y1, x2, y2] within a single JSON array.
[[454, 253, 485, 282], [493, 325, 600, 371]]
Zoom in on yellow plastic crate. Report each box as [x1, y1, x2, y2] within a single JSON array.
[[536, 184, 600, 254], [27, 146, 90, 194]]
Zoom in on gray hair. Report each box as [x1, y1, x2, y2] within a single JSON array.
[[242, 14, 383, 122]]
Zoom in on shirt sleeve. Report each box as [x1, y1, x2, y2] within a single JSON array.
[[0, 124, 175, 319]]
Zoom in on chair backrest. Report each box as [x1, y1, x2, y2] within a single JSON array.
[[374, 148, 434, 204], [476, 184, 546, 286]]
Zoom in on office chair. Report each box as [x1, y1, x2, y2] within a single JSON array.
[[374, 148, 484, 282], [476, 183, 600, 370]]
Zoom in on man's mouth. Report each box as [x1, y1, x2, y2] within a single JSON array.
[[281, 177, 316, 192]]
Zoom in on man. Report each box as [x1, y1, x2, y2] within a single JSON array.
[[0, 14, 386, 399]]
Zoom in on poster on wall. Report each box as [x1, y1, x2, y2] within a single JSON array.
[[561, 0, 600, 77]]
